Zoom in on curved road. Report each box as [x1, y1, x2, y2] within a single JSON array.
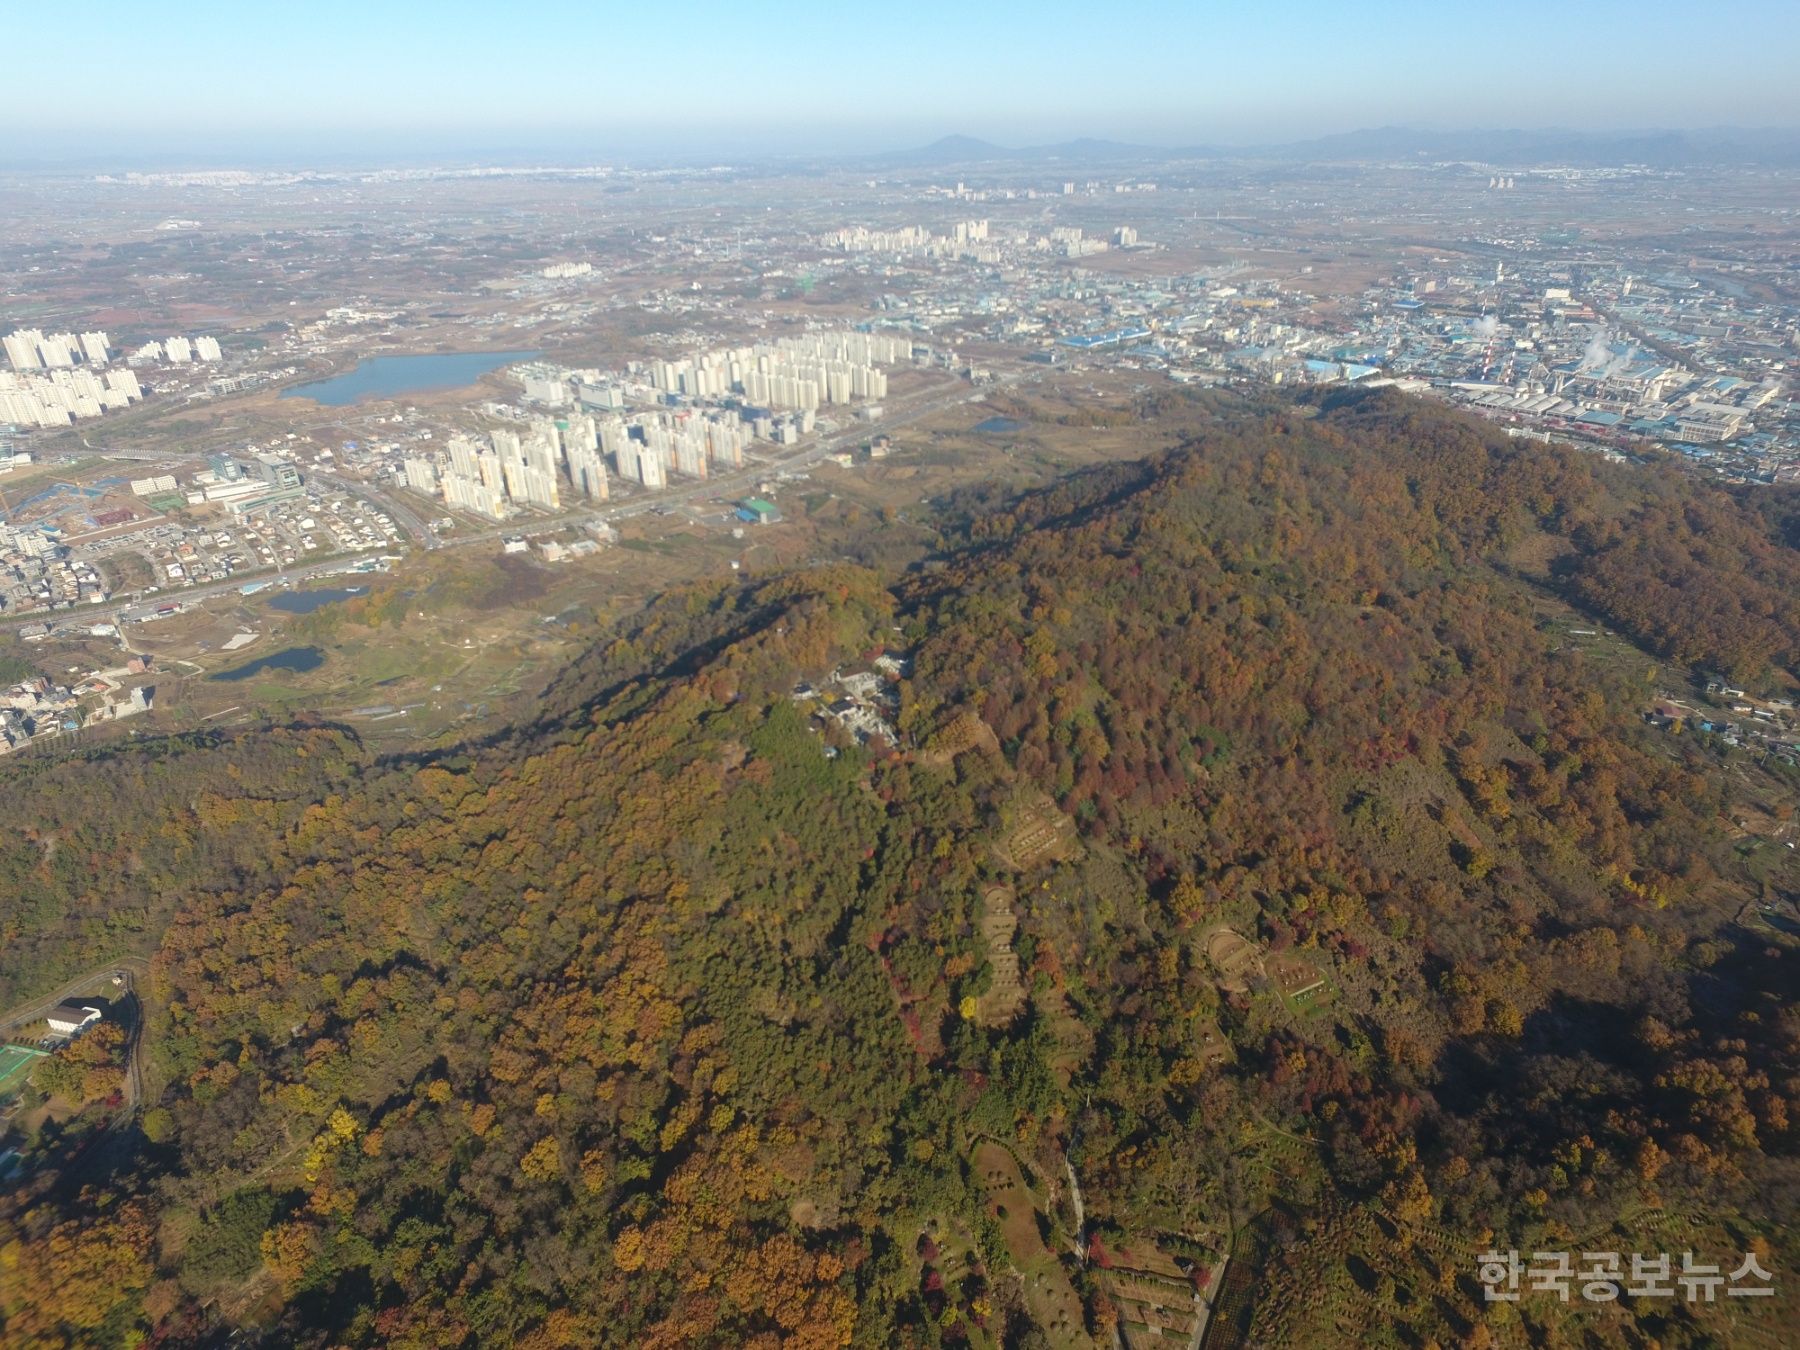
[[1, 955, 151, 1120], [0, 956, 148, 1040]]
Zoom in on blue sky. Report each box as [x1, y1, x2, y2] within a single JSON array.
[[14, 0, 1800, 159]]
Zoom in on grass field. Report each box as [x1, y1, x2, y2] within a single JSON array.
[[0, 1044, 47, 1098], [970, 1140, 1088, 1344]]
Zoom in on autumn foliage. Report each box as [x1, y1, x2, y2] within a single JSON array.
[[1, 392, 1796, 1347]]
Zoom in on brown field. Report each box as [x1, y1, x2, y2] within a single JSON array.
[[1194, 1017, 1233, 1068], [970, 1141, 1090, 1346], [996, 792, 1082, 871], [1202, 927, 1264, 994], [1268, 953, 1329, 1002], [1102, 1240, 1202, 1347], [976, 885, 1025, 1027]]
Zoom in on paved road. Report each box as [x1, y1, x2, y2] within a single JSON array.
[[108, 549, 394, 626], [1188, 1252, 1228, 1350], [1, 958, 152, 1184], [0, 956, 148, 1040], [35, 369, 1030, 644], [60, 370, 1016, 555], [380, 372, 1002, 550]]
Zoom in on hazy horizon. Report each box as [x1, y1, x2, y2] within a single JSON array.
[[13, 0, 1800, 166], [7, 121, 1800, 173]]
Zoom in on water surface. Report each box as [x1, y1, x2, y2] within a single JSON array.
[[267, 586, 366, 614], [210, 647, 325, 682], [281, 351, 538, 405]]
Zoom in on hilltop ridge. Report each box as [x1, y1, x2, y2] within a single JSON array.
[[2, 391, 1796, 1348]]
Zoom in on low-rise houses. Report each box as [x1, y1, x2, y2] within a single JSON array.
[[0, 662, 157, 753], [793, 655, 909, 750]]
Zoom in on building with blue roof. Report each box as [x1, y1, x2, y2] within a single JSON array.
[[1057, 325, 1153, 350]]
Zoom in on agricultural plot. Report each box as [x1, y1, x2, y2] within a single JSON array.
[[976, 885, 1026, 1026], [1203, 1220, 1272, 1348], [1102, 1240, 1202, 1347], [994, 792, 1082, 871], [1267, 952, 1335, 1015], [1201, 927, 1264, 994]]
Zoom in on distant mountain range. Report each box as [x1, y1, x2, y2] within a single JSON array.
[[870, 126, 1800, 169], [7, 125, 1796, 176]]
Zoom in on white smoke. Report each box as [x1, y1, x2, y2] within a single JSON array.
[[1580, 328, 1614, 372], [1580, 327, 1637, 377], [1472, 315, 1499, 340]]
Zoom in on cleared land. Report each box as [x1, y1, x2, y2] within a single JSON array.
[[971, 1141, 1090, 1346], [976, 885, 1026, 1027]]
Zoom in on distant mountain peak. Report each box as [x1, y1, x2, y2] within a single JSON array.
[[920, 134, 1004, 156], [877, 133, 1157, 167]]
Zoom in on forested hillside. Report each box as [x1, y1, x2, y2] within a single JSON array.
[[2, 391, 1796, 1348]]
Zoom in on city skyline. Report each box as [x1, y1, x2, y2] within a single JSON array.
[[11, 0, 1800, 163]]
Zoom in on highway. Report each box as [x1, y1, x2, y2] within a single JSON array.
[[59, 369, 1016, 555], [36, 369, 1031, 645], [366, 370, 1006, 551]]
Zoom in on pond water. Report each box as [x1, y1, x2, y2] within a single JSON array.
[[973, 416, 1025, 434], [280, 350, 538, 405], [210, 647, 325, 682]]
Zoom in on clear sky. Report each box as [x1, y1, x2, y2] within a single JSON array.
[[14, 0, 1800, 161]]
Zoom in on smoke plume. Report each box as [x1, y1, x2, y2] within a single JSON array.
[[1584, 327, 1612, 370]]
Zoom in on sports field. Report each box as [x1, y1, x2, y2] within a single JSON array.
[[0, 1044, 47, 1098]]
